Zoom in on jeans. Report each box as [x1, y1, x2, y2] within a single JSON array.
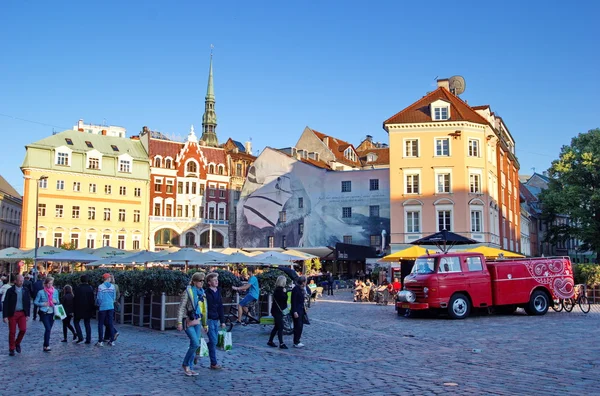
[[74, 317, 91, 343], [8, 311, 27, 350], [328, 282, 334, 295], [183, 324, 201, 370], [97, 309, 114, 343], [293, 314, 304, 345], [268, 312, 284, 344], [40, 312, 54, 348], [62, 315, 76, 340], [207, 319, 219, 366]]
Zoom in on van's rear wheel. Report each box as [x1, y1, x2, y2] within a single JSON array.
[[525, 290, 549, 315], [448, 293, 471, 319]]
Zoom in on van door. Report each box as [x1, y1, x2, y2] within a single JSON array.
[[437, 256, 467, 304], [464, 255, 492, 307]]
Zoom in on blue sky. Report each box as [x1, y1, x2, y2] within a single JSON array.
[[1, 0, 598, 195]]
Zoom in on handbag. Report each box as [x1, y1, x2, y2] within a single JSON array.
[[302, 311, 310, 325], [53, 304, 67, 320], [274, 299, 290, 316]]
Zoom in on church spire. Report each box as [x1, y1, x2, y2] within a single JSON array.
[[201, 47, 218, 147]]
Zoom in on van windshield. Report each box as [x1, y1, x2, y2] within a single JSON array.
[[412, 258, 435, 274]]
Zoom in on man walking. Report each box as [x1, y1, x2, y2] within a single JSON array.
[[2, 275, 30, 356], [31, 276, 44, 321], [95, 273, 116, 347], [204, 272, 226, 370], [103, 274, 120, 343], [327, 271, 335, 296], [73, 275, 95, 344]]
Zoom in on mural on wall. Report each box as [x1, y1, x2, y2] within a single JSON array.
[[237, 148, 390, 248]]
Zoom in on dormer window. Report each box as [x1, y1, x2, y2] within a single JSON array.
[[366, 153, 377, 163], [344, 147, 357, 162], [54, 146, 72, 167], [85, 141, 93, 148], [111, 145, 119, 152], [65, 138, 73, 145], [434, 107, 449, 120]]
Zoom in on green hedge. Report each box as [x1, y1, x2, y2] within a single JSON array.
[[573, 264, 600, 286], [257, 268, 293, 294]]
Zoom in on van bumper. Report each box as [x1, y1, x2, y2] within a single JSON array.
[[396, 302, 429, 310]]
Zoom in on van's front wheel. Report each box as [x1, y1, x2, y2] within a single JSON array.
[[525, 290, 549, 315], [448, 293, 471, 319]]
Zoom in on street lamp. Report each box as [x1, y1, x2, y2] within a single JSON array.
[[33, 175, 48, 281]]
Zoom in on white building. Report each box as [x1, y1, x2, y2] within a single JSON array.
[[73, 119, 126, 138]]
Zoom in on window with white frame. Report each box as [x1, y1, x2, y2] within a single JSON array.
[[369, 179, 379, 191], [118, 209, 126, 222], [88, 207, 95, 220], [56, 152, 70, 166], [344, 147, 357, 162], [267, 236, 274, 248], [89, 183, 96, 193], [406, 174, 420, 194], [132, 238, 140, 250], [104, 208, 111, 221], [166, 179, 174, 194], [88, 157, 100, 169], [279, 211, 286, 222], [117, 235, 125, 249], [406, 210, 420, 233], [119, 159, 131, 173], [105, 185, 111, 195], [87, 235, 95, 249], [342, 207, 352, 218], [435, 138, 450, 156], [436, 173, 451, 194], [471, 210, 483, 232], [218, 207, 225, 220], [38, 203, 46, 217], [73, 182, 81, 192], [133, 187, 140, 197], [119, 186, 127, 196], [218, 165, 224, 175], [437, 210, 452, 231], [54, 232, 63, 248], [72, 206, 80, 219], [70, 234, 79, 249], [134, 210, 140, 222], [370, 235, 381, 249], [154, 178, 162, 192], [154, 203, 161, 216], [55, 205, 63, 218], [56, 180, 64, 190], [470, 173, 481, 193], [298, 223, 304, 235], [102, 234, 110, 247], [219, 186, 226, 199], [434, 107, 449, 120], [404, 139, 419, 157], [341, 181, 351, 192], [39, 178, 47, 189], [468, 139, 480, 157]]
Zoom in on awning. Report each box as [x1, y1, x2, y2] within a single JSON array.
[[381, 246, 430, 261], [335, 243, 377, 261]]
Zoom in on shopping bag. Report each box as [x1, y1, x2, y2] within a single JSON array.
[[217, 329, 225, 349], [198, 337, 209, 357], [224, 331, 233, 351], [53, 304, 67, 320]]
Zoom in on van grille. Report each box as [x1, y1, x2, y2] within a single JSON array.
[[405, 284, 424, 300]]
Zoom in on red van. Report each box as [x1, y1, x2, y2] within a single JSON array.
[[396, 252, 575, 319]]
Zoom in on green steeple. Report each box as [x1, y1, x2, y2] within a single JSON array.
[[201, 53, 219, 147]]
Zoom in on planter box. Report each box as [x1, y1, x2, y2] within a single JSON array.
[[151, 294, 180, 330]]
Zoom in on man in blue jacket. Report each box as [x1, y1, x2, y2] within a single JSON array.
[[95, 273, 116, 347], [204, 272, 226, 370]]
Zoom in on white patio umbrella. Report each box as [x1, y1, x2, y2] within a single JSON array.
[[90, 246, 133, 259], [254, 251, 305, 262], [158, 248, 220, 271], [0, 247, 27, 260]]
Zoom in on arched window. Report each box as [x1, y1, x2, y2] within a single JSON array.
[[185, 232, 195, 247], [154, 157, 161, 168], [187, 161, 197, 173], [154, 228, 180, 246], [165, 158, 172, 169], [218, 165, 224, 175], [209, 164, 215, 174]]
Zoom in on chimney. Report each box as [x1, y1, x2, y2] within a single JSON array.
[[323, 136, 329, 146], [78, 119, 84, 130], [437, 79, 450, 90], [366, 135, 373, 142], [244, 141, 252, 155], [101, 130, 107, 136], [142, 126, 149, 134]]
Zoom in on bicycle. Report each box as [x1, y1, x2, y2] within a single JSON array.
[[551, 299, 564, 312], [563, 284, 590, 314]]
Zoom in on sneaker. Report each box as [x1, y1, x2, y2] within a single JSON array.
[[72, 334, 78, 341], [113, 332, 120, 341], [267, 341, 277, 348], [107, 341, 115, 347], [9, 350, 15, 356], [43, 347, 52, 352], [279, 344, 288, 350], [293, 343, 305, 348], [85, 341, 91, 344], [95, 342, 104, 347], [75, 338, 84, 344], [210, 364, 222, 370], [15, 345, 21, 353], [61, 339, 68, 343]]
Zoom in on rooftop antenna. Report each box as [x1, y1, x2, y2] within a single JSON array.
[[531, 167, 536, 174], [448, 75, 466, 95]]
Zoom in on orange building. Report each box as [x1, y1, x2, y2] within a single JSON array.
[[383, 80, 520, 252]]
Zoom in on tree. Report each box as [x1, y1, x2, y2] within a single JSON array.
[[539, 129, 600, 256]]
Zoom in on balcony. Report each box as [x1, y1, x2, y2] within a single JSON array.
[[149, 216, 228, 226]]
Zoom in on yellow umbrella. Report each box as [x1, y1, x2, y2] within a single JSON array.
[[381, 246, 430, 262], [467, 246, 524, 258]]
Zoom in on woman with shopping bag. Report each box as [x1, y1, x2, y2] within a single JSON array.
[[176, 272, 207, 377], [34, 276, 59, 352], [267, 275, 289, 349]]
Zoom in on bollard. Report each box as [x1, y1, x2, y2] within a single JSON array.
[[139, 296, 145, 327], [160, 292, 166, 331], [119, 295, 125, 325], [268, 293, 272, 314]]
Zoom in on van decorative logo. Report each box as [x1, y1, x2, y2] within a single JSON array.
[[523, 259, 574, 299]]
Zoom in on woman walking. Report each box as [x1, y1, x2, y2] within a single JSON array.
[[34, 276, 59, 352], [267, 275, 289, 349], [291, 276, 307, 348], [60, 285, 76, 342], [176, 272, 207, 376]]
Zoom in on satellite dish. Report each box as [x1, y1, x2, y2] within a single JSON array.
[[449, 75, 466, 95]]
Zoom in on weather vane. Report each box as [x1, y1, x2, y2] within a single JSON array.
[[210, 44, 214, 56]]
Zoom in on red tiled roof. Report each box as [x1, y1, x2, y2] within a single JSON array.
[[471, 105, 490, 110], [201, 146, 228, 165], [357, 147, 390, 166], [311, 129, 361, 167], [383, 87, 489, 126], [149, 138, 183, 159], [230, 151, 256, 161]]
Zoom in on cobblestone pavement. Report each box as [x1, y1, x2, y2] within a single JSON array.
[[1, 291, 599, 395]]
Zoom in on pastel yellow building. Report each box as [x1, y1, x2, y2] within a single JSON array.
[[383, 80, 520, 252], [21, 129, 150, 251]]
